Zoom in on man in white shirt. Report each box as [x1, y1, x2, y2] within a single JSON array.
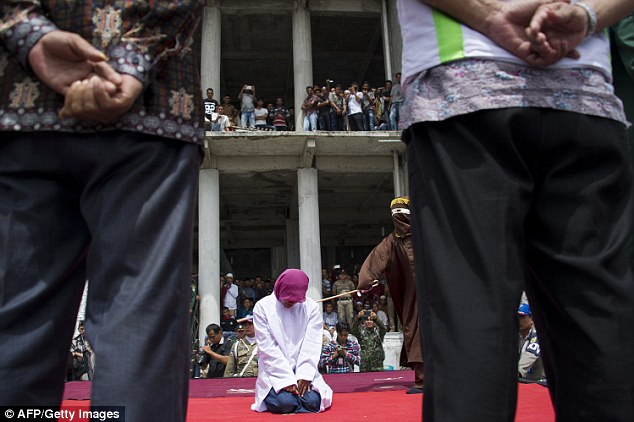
[[345, 85, 365, 131], [210, 105, 230, 132], [251, 269, 333, 413], [223, 273, 239, 316]]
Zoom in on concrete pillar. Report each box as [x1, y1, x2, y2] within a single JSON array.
[[297, 168, 322, 303], [286, 218, 300, 269], [381, 0, 393, 80], [393, 150, 403, 197], [201, 2, 221, 98], [402, 153, 410, 196], [386, 0, 403, 74], [198, 168, 221, 344], [293, 0, 313, 131]]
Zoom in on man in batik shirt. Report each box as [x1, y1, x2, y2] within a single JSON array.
[[0, 2, 204, 421]]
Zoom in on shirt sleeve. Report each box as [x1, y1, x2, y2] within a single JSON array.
[[229, 284, 239, 299], [346, 340, 361, 366], [358, 238, 391, 287], [223, 347, 237, 377], [320, 343, 335, 366], [518, 338, 541, 377], [102, 0, 204, 88], [0, 1, 58, 68]]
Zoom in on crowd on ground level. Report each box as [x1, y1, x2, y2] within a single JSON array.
[[188, 267, 545, 383], [66, 268, 545, 384], [202, 75, 403, 132]]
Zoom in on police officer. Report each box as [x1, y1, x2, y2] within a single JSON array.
[[224, 315, 258, 377]]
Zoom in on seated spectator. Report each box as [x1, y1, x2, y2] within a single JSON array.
[[70, 321, 94, 381], [220, 306, 238, 334], [354, 301, 364, 315], [518, 304, 546, 383], [320, 322, 360, 374], [199, 324, 232, 378], [224, 315, 258, 378], [352, 310, 386, 372], [210, 105, 230, 131], [322, 301, 338, 336], [238, 297, 254, 319], [271, 98, 290, 131]]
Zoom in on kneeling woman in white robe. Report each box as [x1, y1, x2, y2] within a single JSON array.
[[251, 269, 333, 413]]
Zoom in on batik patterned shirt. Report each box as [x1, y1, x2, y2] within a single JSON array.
[[0, 0, 205, 146], [400, 59, 628, 131]]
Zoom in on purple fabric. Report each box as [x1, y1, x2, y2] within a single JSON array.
[[273, 269, 309, 303]]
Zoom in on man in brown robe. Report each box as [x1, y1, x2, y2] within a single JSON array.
[[358, 197, 423, 393]]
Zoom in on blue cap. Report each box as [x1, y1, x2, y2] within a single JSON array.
[[518, 303, 531, 316]]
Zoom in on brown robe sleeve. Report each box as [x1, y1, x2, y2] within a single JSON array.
[[358, 236, 392, 289]]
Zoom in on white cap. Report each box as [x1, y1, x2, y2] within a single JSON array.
[[226, 272, 234, 278]]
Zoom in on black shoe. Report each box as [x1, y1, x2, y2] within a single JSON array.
[[406, 387, 423, 394]]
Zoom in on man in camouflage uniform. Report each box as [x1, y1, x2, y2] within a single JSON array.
[[352, 310, 387, 372], [224, 316, 258, 377]]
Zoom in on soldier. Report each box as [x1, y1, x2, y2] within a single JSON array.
[[351, 310, 387, 372], [224, 315, 258, 378]]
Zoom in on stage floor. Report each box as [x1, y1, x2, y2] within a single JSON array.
[[63, 370, 555, 421]]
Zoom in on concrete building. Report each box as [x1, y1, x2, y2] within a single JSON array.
[[196, 0, 406, 342]]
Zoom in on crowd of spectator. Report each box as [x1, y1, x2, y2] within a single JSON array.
[[190, 267, 546, 384], [190, 265, 400, 380], [202, 76, 403, 132], [75, 269, 542, 382]]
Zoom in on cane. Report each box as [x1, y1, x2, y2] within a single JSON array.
[[316, 280, 379, 303]]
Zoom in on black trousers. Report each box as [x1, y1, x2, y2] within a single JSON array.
[[407, 108, 634, 421], [0, 131, 200, 422]]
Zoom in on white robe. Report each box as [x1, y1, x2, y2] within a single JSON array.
[[251, 294, 333, 412]]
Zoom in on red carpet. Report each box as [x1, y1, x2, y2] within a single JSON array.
[[62, 371, 554, 421]]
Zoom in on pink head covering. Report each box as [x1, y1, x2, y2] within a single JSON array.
[[274, 269, 309, 304]]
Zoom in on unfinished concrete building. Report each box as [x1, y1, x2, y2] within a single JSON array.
[[196, 0, 406, 338]]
